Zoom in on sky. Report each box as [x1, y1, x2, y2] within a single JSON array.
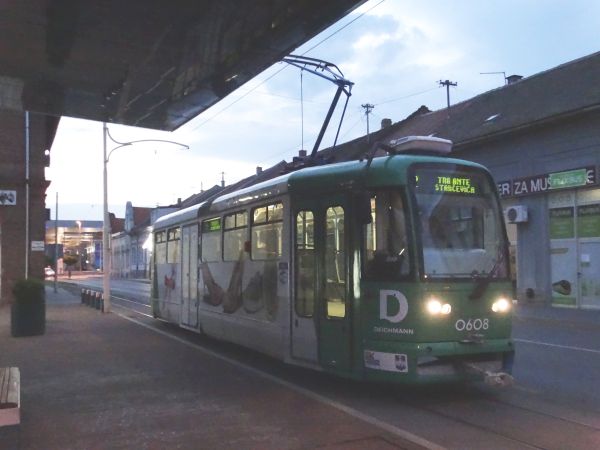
[[46, 0, 600, 221]]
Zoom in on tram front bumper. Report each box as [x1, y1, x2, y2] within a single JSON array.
[[362, 338, 515, 384]]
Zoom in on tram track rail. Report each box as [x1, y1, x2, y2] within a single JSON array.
[[390, 384, 600, 449], [79, 286, 600, 449], [111, 295, 154, 318]]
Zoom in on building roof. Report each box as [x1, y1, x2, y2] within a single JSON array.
[[132, 206, 153, 228], [383, 51, 600, 150], [110, 214, 125, 233]]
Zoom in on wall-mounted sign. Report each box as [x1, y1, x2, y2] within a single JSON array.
[[498, 166, 596, 198], [549, 168, 589, 190], [31, 241, 45, 251], [0, 190, 16, 205]]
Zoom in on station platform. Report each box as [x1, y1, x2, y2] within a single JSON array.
[[0, 286, 429, 450]]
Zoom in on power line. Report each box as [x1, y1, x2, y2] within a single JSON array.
[[300, 0, 387, 55], [189, 0, 387, 133], [374, 86, 439, 106]]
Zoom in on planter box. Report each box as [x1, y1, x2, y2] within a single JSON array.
[[11, 279, 46, 337]]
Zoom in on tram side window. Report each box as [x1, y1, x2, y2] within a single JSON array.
[[363, 190, 411, 280], [166, 227, 180, 263], [325, 206, 346, 318], [223, 211, 248, 261], [295, 210, 315, 317], [154, 231, 167, 264], [252, 203, 283, 260], [201, 217, 221, 262]]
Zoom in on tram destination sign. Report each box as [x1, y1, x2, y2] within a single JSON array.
[[497, 166, 596, 198], [415, 171, 481, 196]]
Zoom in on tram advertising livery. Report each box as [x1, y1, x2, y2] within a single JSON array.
[[151, 136, 514, 386]]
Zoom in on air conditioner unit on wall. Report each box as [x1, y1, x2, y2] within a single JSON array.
[[505, 205, 528, 223]]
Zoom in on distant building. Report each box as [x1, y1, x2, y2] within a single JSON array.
[[111, 202, 178, 278], [45, 220, 103, 273]]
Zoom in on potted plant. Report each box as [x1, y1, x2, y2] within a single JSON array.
[[11, 278, 46, 337]]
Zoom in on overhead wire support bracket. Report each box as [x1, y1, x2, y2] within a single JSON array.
[[283, 55, 354, 159]]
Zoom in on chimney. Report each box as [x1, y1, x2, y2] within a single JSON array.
[[506, 74, 523, 84], [256, 166, 262, 175], [380, 118, 392, 129], [299, 149, 307, 158], [177, 198, 181, 206]]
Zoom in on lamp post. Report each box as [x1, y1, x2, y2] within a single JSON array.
[[102, 123, 188, 313], [76, 220, 82, 272]]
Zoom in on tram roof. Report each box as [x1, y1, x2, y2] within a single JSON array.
[[153, 201, 210, 230], [153, 153, 486, 230], [210, 154, 486, 203]]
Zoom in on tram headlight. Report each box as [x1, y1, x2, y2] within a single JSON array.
[[426, 298, 452, 315], [492, 297, 511, 313]]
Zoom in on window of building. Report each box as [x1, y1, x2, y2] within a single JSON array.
[[223, 211, 248, 261], [201, 217, 221, 262], [252, 203, 283, 260]]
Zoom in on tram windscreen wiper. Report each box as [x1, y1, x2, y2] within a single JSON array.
[[469, 270, 491, 300]]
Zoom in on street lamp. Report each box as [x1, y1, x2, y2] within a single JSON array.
[[76, 220, 82, 272], [103, 123, 189, 313]]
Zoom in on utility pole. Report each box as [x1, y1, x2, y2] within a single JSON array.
[[361, 103, 374, 142], [438, 80, 457, 112], [480, 71, 507, 86]]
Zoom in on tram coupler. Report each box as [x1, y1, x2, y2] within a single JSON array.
[[460, 362, 515, 388]]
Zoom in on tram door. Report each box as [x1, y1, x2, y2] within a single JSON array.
[[292, 195, 352, 371], [181, 224, 199, 328]]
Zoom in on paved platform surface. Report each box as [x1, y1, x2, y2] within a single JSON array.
[[0, 286, 426, 450]]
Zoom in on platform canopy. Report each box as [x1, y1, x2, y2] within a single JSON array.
[[0, 0, 365, 130]]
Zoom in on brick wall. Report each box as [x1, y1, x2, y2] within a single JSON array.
[[0, 111, 54, 306]]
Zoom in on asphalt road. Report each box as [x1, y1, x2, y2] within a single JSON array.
[[62, 275, 600, 449]]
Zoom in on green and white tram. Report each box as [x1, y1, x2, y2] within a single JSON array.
[[151, 137, 514, 385]]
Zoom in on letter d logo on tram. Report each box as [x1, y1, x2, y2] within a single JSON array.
[[379, 290, 408, 323]]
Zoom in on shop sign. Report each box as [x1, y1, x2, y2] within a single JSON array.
[[0, 190, 16, 205], [497, 166, 596, 198], [549, 168, 588, 189]]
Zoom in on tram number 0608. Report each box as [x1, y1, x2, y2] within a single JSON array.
[[455, 318, 489, 331]]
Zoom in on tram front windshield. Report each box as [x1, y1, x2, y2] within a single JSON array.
[[411, 164, 508, 280]]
